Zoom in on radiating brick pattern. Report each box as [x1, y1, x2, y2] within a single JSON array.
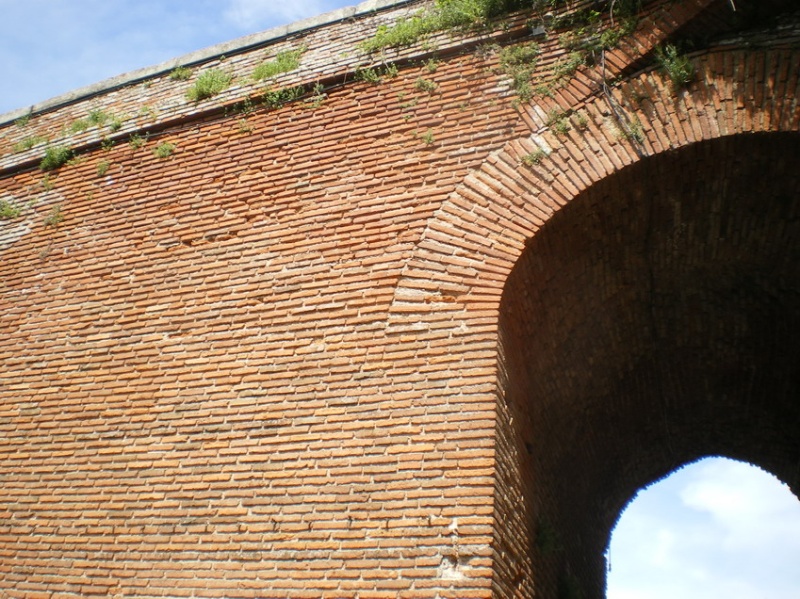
[[1, 0, 798, 597]]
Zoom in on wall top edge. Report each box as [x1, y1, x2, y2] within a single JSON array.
[[0, 0, 415, 125]]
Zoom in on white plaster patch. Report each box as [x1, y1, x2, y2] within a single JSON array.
[[0, 194, 31, 253], [438, 555, 467, 580]]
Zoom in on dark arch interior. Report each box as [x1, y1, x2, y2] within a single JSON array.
[[496, 132, 800, 598]]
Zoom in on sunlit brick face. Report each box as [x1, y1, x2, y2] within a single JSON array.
[[498, 133, 800, 598]]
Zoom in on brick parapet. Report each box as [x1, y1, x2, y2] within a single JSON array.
[[0, 0, 548, 176]]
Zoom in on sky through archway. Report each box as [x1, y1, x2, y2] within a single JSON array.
[[606, 457, 800, 599]]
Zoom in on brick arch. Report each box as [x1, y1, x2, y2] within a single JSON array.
[[388, 45, 800, 320], [499, 130, 800, 598], [384, 45, 800, 598]]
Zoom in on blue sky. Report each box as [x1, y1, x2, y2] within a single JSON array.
[[0, 0, 357, 115], [2, 1, 799, 597]]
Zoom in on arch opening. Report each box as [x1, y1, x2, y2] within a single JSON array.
[[494, 132, 800, 598], [606, 456, 800, 599]]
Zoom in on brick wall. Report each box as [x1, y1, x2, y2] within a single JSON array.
[[1, 0, 798, 597]]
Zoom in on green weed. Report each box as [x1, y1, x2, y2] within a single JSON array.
[[383, 63, 399, 78], [107, 116, 124, 132], [0, 198, 23, 220], [40, 145, 74, 171], [356, 67, 382, 85], [69, 118, 91, 133], [138, 105, 157, 120], [128, 134, 147, 149], [553, 51, 585, 81], [500, 42, 540, 102], [153, 142, 176, 158], [262, 86, 306, 110], [237, 118, 254, 134], [415, 77, 438, 93], [356, 63, 400, 85], [521, 148, 548, 165], [253, 46, 306, 81], [305, 83, 327, 109], [88, 109, 109, 126], [12, 135, 48, 153], [657, 44, 695, 91], [616, 116, 644, 143], [169, 66, 193, 81], [186, 69, 233, 101], [360, 0, 532, 53], [44, 205, 64, 228], [546, 108, 570, 135]]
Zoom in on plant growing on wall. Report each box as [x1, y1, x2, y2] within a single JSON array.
[[262, 86, 306, 110], [186, 69, 234, 102], [355, 63, 400, 85], [521, 148, 548, 165], [0, 198, 22, 220], [14, 113, 32, 127], [40, 145, 74, 171], [128, 134, 147, 149], [253, 46, 307, 81], [355, 67, 382, 84], [499, 41, 541, 102], [12, 135, 48, 153], [656, 43, 695, 90], [44, 205, 64, 228], [305, 83, 327, 109], [69, 118, 91, 133], [546, 107, 571, 135], [88, 109, 110, 126], [360, 0, 535, 53], [420, 128, 435, 145], [414, 77, 438, 93], [96, 160, 111, 176], [170, 66, 193, 81], [153, 142, 177, 158], [107, 115, 125, 132]]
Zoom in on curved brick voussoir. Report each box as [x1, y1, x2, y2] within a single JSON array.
[[396, 46, 800, 308]]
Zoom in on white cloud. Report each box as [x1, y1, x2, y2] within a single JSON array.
[[607, 457, 800, 599], [650, 528, 676, 569], [680, 459, 800, 552]]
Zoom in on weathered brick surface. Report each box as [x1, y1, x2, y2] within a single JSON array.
[[1, 0, 798, 597]]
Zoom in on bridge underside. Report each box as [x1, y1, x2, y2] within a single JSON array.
[[498, 132, 800, 598]]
